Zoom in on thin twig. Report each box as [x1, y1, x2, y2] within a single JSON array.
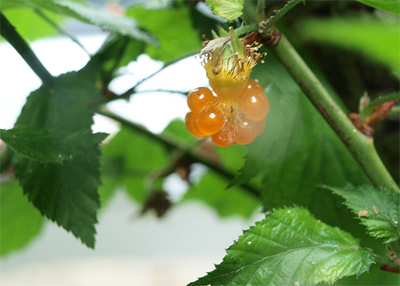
[[95, 106, 261, 199], [106, 51, 198, 103], [0, 12, 54, 88]]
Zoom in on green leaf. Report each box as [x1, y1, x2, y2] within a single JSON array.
[[182, 172, 259, 219], [325, 184, 400, 243], [206, 0, 244, 21], [126, 4, 201, 62], [1, 8, 64, 41], [12, 72, 103, 248], [357, 0, 400, 15], [0, 128, 107, 163], [162, 120, 255, 218], [189, 207, 374, 286], [298, 17, 400, 71], [234, 54, 370, 228], [0, 180, 45, 257], [161, 119, 194, 145], [26, 0, 156, 44], [102, 127, 168, 203]]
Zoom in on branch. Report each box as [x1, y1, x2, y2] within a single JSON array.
[[271, 33, 398, 191], [0, 12, 54, 88], [95, 106, 261, 198]]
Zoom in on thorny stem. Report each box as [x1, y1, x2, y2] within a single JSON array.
[[235, 0, 302, 37], [272, 34, 399, 191], [360, 92, 400, 120], [95, 106, 261, 199], [259, 0, 302, 36], [0, 12, 54, 88]]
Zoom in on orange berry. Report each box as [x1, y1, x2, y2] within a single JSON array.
[[238, 88, 270, 121], [185, 112, 205, 138], [234, 119, 258, 145], [187, 87, 215, 114], [196, 107, 225, 135], [254, 118, 266, 136], [211, 125, 235, 147], [247, 79, 264, 92]]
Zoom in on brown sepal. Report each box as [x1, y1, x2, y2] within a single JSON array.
[[242, 32, 262, 47], [140, 191, 172, 218], [347, 113, 374, 137], [380, 264, 400, 274], [261, 27, 282, 47], [365, 100, 395, 126]]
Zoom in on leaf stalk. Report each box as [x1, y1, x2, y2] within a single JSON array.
[[95, 106, 261, 198], [0, 12, 54, 88]]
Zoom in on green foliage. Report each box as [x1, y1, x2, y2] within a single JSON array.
[[206, 0, 244, 22], [101, 127, 168, 204], [0, 180, 45, 256], [298, 17, 400, 71], [1, 8, 64, 41], [11, 72, 105, 248], [126, 4, 200, 62], [183, 172, 259, 218], [326, 184, 400, 243], [87, 33, 146, 89], [161, 119, 194, 144], [356, 0, 400, 15], [0, 128, 107, 163], [189, 207, 374, 286], [162, 119, 258, 218], [233, 54, 370, 228], [7, 0, 155, 44]]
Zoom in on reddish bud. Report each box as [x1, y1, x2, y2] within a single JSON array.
[[347, 113, 374, 137], [365, 101, 396, 126]]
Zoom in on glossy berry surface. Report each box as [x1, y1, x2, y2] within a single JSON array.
[[185, 112, 205, 138], [187, 87, 215, 114], [234, 119, 258, 145], [238, 89, 270, 121], [246, 79, 264, 92], [196, 107, 225, 135], [185, 79, 269, 146], [211, 124, 235, 147]]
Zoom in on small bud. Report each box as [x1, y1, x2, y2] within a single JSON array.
[[365, 101, 396, 126], [347, 113, 374, 137]]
